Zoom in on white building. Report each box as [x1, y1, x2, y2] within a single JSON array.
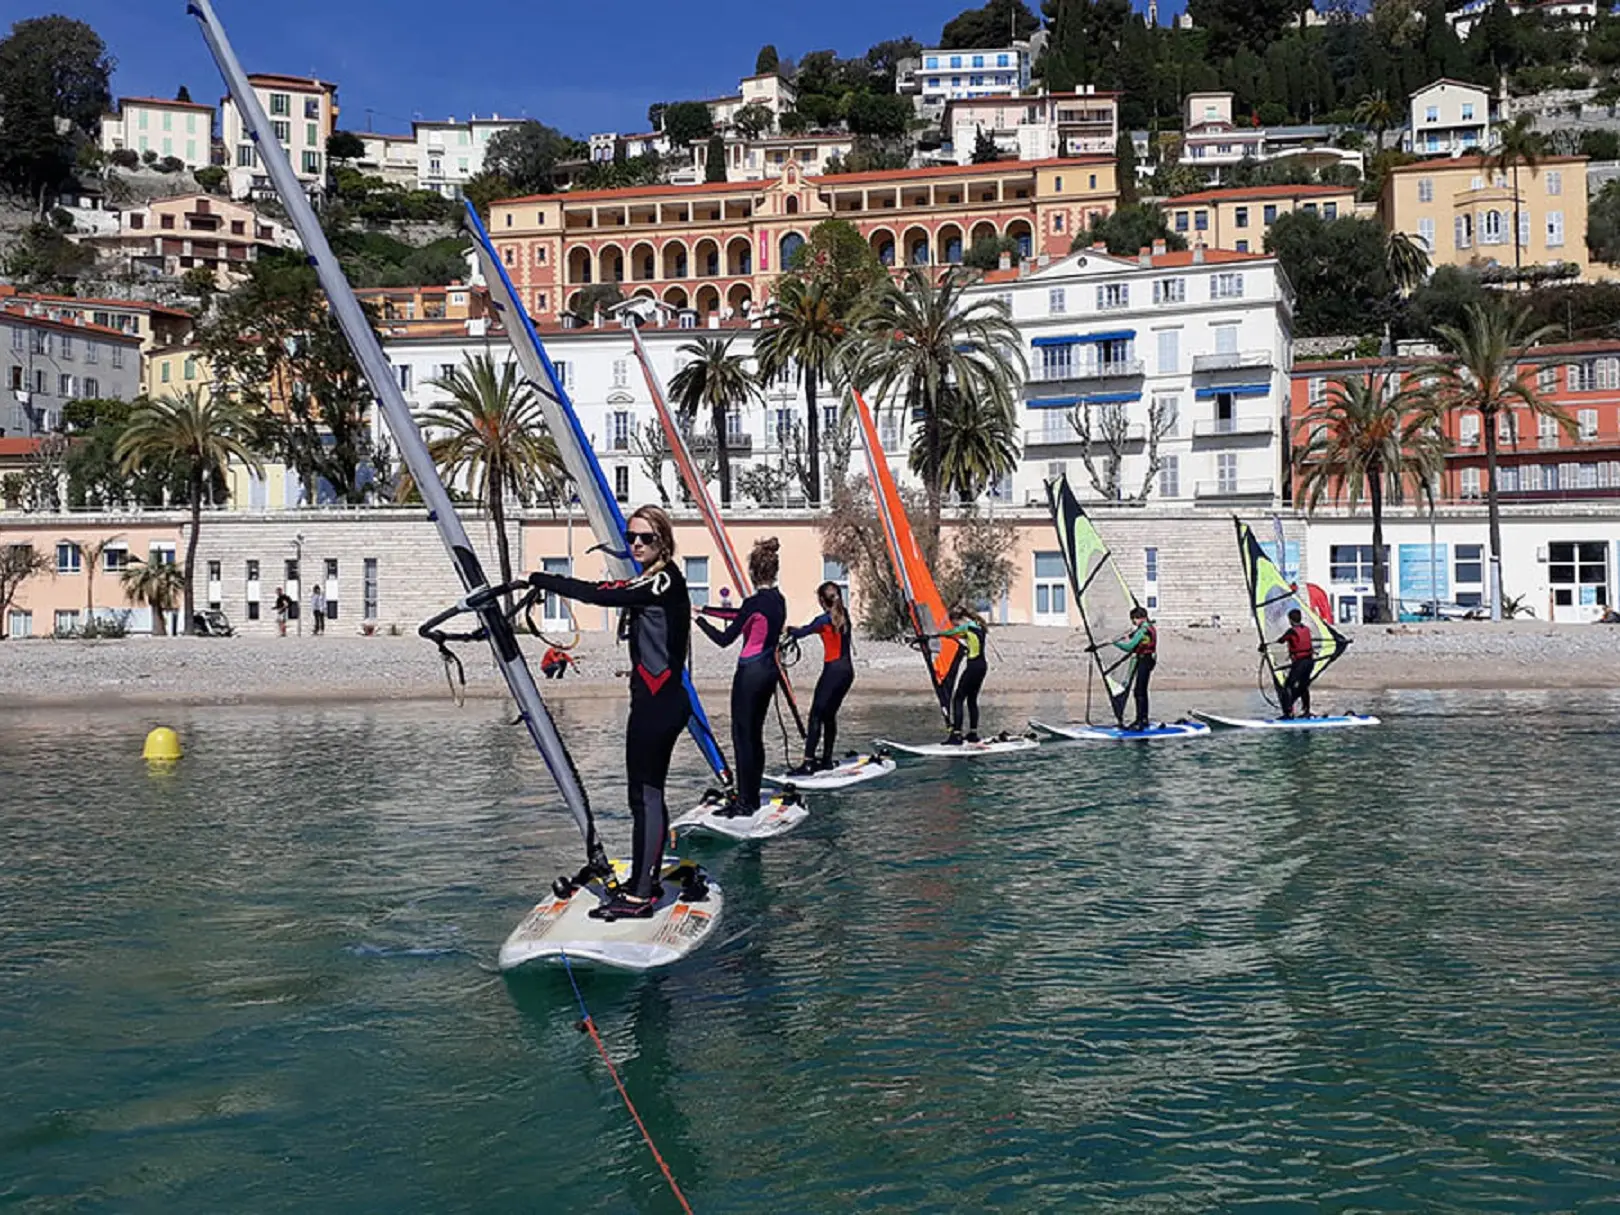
[[1181, 92, 1265, 183], [355, 131, 419, 187], [704, 73, 798, 130], [221, 73, 338, 200], [1448, 0, 1597, 38], [964, 241, 1294, 511], [899, 45, 1033, 118], [694, 132, 858, 182], [1405, 78, 1495, 158], [942, 88, 1119, 165], [100, 96, 215, 170], [412, 114, 525, 199]]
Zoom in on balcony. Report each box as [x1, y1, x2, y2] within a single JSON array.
[[1026, 359, 1144, 386], [1192, 350, 1273, 373], [1023, 422, 1144, 448], [660, 433, 754, 456], [1195, 478, 1275, 499], [1192, 416, 1277, 439]]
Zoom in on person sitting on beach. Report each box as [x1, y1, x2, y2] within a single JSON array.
[[1268, 608, 1316, 719]]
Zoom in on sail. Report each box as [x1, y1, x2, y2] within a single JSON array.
[[626, 323, 803, 734], [463, 204, 733, 787], [1237, 518, 1350, 697], [187, 0, 607, 865], [1044, 474, 1141, 726], [851, 389, 958, 718]]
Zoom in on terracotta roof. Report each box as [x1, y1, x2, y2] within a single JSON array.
[[114, 96, 215, 113], [976, 246, 1265, 282], [943, 90, 1121, 109], [1294, 338, 1620, 374], [0, 304, 144, 342], [498, 179, 764, 205], [0, 287, 193, 320], [0, 437, 44, 457], [245, 73, 336, 92], [1385, 153, 1586, 173], [1164, 183, 1354, 206]]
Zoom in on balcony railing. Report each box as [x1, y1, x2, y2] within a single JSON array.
[[1192, 417, 1276, 439], [1192, 350, 1273, 373], [660, 433, 754, 456], [1026, 358, 1144, 385], [1023, 422, 1144, 448], [1195, 478, 1275, 499]]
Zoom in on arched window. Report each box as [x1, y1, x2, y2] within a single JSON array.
[[786, 196, 800, 215], [780, 232, 805, 266]]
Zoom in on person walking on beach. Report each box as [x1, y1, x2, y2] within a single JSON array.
[[1269, 608, 1316, 719], [1104, 605, 1156, 731], [525, 506, 691, 919], [784, 581, 855, 776], [311, 584, 326, 635], [696, 538, 786, 816], [273, 587, 291, 637], [935, 605, 989, 745]]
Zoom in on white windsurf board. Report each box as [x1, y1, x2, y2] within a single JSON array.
[[671, 791, 809, 840], [878, 734, 1040, 758], [1192, 711, 1381, 731], [1031, 718, 1211, 742], [762, 752, 897, 790]]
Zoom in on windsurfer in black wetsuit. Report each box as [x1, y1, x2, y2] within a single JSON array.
[[785, 581, 855, 776], [1106, 605, 1156, 731], [1268, 608, 1316, 719], [936, 605, 989, 745], [527, 505, 690, 919], [695, 538, 786, 816]]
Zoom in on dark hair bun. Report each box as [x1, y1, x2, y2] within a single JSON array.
[[758, 537, 780, 553]]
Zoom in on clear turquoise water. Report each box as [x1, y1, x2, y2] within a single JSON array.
[[3, 689, 1619, 1212]]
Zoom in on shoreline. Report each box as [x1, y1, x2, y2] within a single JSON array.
[[1, 622, 1614, 710]]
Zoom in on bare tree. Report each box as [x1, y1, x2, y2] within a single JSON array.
[[19, 434, 68, 512], [1134, 395, 1178, 501], [0, 542, 53, 637], [628, 419, 673, 507], [1071, 398, 1176, 503]]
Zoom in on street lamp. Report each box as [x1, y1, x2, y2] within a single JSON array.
[[291, 532, 304, 636]]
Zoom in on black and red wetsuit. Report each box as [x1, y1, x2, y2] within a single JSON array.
[[788, 611, 855, 767], [697, 587, 786, 811], [1276, 621, 1315, 717], [528, 564, 692, 898]]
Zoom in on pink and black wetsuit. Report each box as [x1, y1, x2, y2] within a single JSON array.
[[697, 587, 786, 810], [788, 611, 855, 767]]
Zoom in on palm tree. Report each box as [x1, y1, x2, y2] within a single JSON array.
[[1489, 116, 1545, 286], [666, 335, 760, 507], [851, 267, 1025, 532], [421, 353, 565, 594], [754, 275, 848, 507], [121, 557, 184, 636], [1429, 300, 1569, 618], [918, 386, 1020, 503], [1354, 91, 1395, 152], [1386, 229, 1432, 294], [78, 533, 126, 623], [1296, 373, 1448, 623], [116, 387, 260, 631]]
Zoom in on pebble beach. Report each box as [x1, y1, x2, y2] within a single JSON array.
[[2, 620, 1615, 708]]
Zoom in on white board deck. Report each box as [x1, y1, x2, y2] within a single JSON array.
[[1191, 711, 1382, 731], [1031, 718, 1211, 742], [671, 792, 810, 841], [498, 861, 722, 972], [763, 753, 897, 790], [878, 735, 1040, 758]]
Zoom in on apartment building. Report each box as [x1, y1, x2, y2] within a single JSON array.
[[694, 132, 857, 183], [411, 115, 524, 199], [222, 73, 338, 199], [487, 156, 1117, 325], [942, 89, 1120, 165], [355, 131, 419, 187], [704, 73, 798, 129], [1160, 183, 1358, 253], [357, 282, 491, 338], [1405, 78, 1495, 157], [1181, 91, 1265, 182], [898, 45, 1032, 117], [1378, 155, 1589, 279], [967, 242, 1294, 511], [84, 193, 295, 286], [1, 304, 143, 436], [99, 96, 216, 170]]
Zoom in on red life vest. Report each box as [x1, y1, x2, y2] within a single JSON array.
[[1135, 622, 1157, 656], [1285, 623, 1314, 662]]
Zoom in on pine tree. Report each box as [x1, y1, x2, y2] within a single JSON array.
[[704, 134, 727, 183]]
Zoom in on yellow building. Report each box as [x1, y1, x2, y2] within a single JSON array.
[[1378, 154, 1590, 281], [143, 343, 214, 400], [1159, 183, 1359, 254]]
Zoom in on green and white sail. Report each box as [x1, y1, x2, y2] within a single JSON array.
[[1237, 519, 1349, 699], [1044, 474, 1142, 726]]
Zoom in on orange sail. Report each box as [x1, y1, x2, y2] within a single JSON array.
[[850, 388, 959, 717]]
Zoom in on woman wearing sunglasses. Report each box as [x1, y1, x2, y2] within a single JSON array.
[[695, 537, 785, 818], [526, 506, 691, 919]]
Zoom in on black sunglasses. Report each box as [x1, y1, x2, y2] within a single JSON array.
[[624, 529, 660, 547]]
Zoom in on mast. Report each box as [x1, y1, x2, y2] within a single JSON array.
[[462, 204, 734, 788], [187, 0, 604, 865], [1045, 475, 1140, 727]]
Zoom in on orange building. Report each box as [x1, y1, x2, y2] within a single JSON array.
[[1290, 341, 1620, 504], [355, 281, 492, 339], [487, 157, 1117, 324]]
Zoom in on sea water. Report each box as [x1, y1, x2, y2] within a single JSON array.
[[3, 689, 1619, 1212]]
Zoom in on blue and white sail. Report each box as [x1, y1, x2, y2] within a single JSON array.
[[184, 0, 609, 865], [463, 203, 733, 788]]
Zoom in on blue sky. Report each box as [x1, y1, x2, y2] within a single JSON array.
[[27, 0, 1168, 139]]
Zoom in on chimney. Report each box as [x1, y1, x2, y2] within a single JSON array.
[[998, 251, 1013, 271], [1192, 242, 1205, 264], [1152, 239, 1167, 255], [1138, 245, 1152, 267]]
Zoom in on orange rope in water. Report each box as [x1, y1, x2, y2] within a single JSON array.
[[561, 952, 695, 1214]]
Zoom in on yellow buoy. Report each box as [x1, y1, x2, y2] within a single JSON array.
[[143, 726, 182, 763]]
